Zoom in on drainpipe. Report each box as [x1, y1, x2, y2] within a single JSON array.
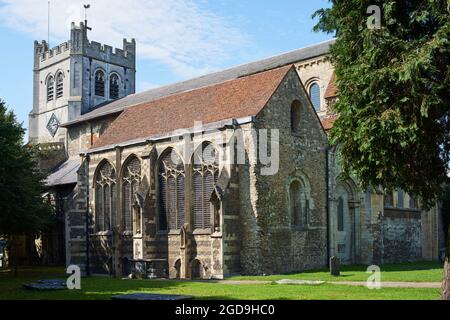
[[325, 146, 331, 265], [84, 153, 91, 276]]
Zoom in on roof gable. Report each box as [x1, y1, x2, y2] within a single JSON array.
[[92, 65, 293, 149]]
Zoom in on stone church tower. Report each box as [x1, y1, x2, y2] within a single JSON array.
[[29, 21, 136, 145]]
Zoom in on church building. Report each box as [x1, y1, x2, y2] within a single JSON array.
[[32, 21, 445, 278]]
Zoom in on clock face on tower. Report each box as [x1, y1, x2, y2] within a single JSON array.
[[46, 113, 60, 137]]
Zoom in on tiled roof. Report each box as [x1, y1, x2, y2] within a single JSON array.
[[62, 39, 335, 127], [93, 65, 293, 149], [324, 71, 337, 99], [46, 157, 80, 187], [321, 115, 338, 131]]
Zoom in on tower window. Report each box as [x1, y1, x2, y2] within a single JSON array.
[[95, 70, 105, 97], [309, 83, 321, 111], [110, 74, 120, 99], [56, 73, 64, 99], [47, 76, 54, 102]]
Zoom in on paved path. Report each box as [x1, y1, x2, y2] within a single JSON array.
[[157, 278, 441, 288], [195, 279, 441, 288], [329, 281, 441, 288]]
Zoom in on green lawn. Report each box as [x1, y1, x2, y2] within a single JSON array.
[[230, 261, 444, 283], [0, 263, 442, 300]]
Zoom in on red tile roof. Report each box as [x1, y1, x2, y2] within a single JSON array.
[[324, 72, 337, 99], [93, 65, 293, 149], [321, 115, 338, 131]]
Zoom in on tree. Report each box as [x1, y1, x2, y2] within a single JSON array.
[[0, 99, 53, 273], [313, 1, 450, 298]]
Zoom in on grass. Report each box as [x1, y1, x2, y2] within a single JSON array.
[[230, 261, 445, 283], [0, 262, 443, 300]]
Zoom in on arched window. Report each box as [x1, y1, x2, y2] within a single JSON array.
[[109, 74, 120, 99], [47, 76, 54, 102], [309, 82, 321, 111], [56, 72, 64, 98], [337, 197, 344, 231], [289, 180, 308, 227], [122, 156, 141, 232], [291, 100, 301, 133], [95, 70, 105, 97], [95, 161, 117, 232], [192, 143, 219, 230], [158, 149, 185, 231]]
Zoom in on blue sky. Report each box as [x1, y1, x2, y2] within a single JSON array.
[[0, 0, 332, 133]]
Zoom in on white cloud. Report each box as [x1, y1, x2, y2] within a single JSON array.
[[0, 0, 248, 78]]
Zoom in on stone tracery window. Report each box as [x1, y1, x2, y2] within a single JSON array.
[[95, 70, 105, 97], [95, 161, 117, 232], [192, 143, 219, 230], [122, 156, 141, 232], [109, 74, 119, 99], [47, 76, 54, 102], [158, 149, 185, 231]]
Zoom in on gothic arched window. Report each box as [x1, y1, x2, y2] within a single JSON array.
[[289, 180, 308, 227], [47, 76, 54, 102], [158, 149, 185, 231], [337, 197, 344, 231], [95, 161, 117, 232], [56, 72, 64, 99], [291, 100, 301, 133], [95, 70, 105, 97], [192, 143, 219, 230], [309, 82, 321, 111], [122, 156, 141, 232], [110, 74, 120, 100]]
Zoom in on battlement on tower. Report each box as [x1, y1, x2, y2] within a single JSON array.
[[33, 21, 136, 70], [71, 21, 136, 68]]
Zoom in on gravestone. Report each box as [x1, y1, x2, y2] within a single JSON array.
[[23, 279, 66, 291], [330, 256, 340, 276]]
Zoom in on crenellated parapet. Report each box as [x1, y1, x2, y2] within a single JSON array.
[[34, 40, 71, 70]]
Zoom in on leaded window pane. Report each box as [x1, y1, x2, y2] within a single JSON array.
[[95, 70, 105, 97], [95, 161, 116, 232], [309, 83, 320, 111], [158, 150, 185, 231], [192, 143, 219, 230]]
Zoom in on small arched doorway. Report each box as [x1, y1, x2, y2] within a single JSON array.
[[191, 259, 203, 279], [333, 182, 358, 264]]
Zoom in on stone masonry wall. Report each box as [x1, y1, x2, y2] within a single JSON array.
[[240, 68, 328, 275], [382, 209, 422, 263]]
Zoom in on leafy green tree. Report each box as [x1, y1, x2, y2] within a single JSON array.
[[313, 0, 450, 299], [0, 99, 53, 272]]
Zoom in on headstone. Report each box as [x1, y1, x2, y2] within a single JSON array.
[[276, 279, 324, 285], [330, 256, 340, 276]]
